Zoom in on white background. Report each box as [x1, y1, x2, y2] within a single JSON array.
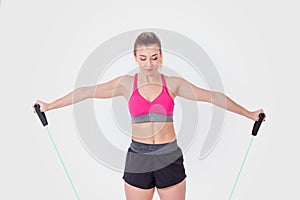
[[1, 0, 299, 199]]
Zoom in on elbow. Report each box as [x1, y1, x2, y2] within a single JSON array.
[[200, 90, 216, 103], [208, 91, 226, 105]]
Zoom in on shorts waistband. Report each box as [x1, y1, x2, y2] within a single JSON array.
[[130, 139, 178, 155]]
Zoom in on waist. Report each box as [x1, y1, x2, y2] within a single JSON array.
[[130, 138, 178, 155]]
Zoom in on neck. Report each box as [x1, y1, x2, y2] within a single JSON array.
[[138, 71, 161, 83]]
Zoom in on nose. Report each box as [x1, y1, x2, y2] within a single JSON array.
[[146, 58, 153, 67]]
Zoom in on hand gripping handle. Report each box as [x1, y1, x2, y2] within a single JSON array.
[[252, 113, 265, 136], [34, 104, 48, 126]]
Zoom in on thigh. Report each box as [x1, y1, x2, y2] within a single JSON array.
[[157, 178, 186, 200], [124, 181, 155, 200]]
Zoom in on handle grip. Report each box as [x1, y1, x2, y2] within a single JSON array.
[[34, 104, 48, 126], [252, 113, 265, 136]]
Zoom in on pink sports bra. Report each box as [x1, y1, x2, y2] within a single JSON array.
[[128, 73, 174, 123]]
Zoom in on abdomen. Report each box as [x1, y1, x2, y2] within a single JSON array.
[[132, 122, 176, 144]]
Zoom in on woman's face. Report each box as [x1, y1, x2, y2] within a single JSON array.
[[134, 45, 162, 75]]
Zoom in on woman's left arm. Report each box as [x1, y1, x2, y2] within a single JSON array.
[[173, 76, 266, 121], [211, 91, 265, 121]]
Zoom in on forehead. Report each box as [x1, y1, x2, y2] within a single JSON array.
[[135, 45, 160, 56]]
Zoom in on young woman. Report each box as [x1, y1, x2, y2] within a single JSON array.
[[32, 32, 266, 200]]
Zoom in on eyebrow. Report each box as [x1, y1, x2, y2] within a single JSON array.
[[139, 54, 158, 57]]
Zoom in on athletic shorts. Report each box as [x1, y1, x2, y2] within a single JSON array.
[[122, 140, 187, 189]]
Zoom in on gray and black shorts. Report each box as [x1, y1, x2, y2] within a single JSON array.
[[122, 139, 187, 189]]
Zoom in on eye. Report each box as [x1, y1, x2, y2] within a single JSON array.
[[140, 58, 146, 61], [152, 57, 158, 60]]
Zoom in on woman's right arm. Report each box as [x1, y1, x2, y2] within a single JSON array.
[[32, 87, 88, 113], [32, 75, 128, 112]]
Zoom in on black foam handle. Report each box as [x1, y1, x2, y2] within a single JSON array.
[[34, 104, 48, 126], [252, 113, 265, 136]]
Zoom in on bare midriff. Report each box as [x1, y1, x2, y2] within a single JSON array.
[[132, 121, 176, 144]]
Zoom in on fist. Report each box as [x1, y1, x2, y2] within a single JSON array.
[[249, 109, 266, 121], [32, 100, 48, 113]]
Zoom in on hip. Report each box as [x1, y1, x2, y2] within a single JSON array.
[[123, 139, 184, 173]]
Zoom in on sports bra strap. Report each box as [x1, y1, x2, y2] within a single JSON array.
[[133, 73, 138, 91]]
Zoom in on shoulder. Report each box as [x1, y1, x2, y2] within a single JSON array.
[[162, 74, 187, 97], [119, 74, 133, 81], [163, 75, 184, 81], [115, 74, 134, 85], [115, 74, 136, 94], [163, 74, 200, 92], [163, 74, 185, 87], [118, 74, 133, 79]]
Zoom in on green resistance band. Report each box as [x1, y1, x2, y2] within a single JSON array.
[[228, 136, 254, 200], [228, 113, 265, 200], [34, 104, 81, 200], [34, 103, 265, 200]]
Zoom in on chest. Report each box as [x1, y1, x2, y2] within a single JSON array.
[[137, 83, 164, 102]]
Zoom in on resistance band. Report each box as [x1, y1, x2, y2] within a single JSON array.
[[228, 113, 265, 200], [34, 104, 81, 200], [34, 103, 265, 200]]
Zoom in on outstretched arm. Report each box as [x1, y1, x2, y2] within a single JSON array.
[[210, 91, 264, 121], [32, 87, 88, 112], [47, 87, 88, 111], [33, 75, 127, 112], [174, 77, 265, 121], [84, 75, 127, 99]]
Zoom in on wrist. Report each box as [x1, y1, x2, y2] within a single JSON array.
[[244, 110, 252, 119], [46, 102, 53, 111]]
